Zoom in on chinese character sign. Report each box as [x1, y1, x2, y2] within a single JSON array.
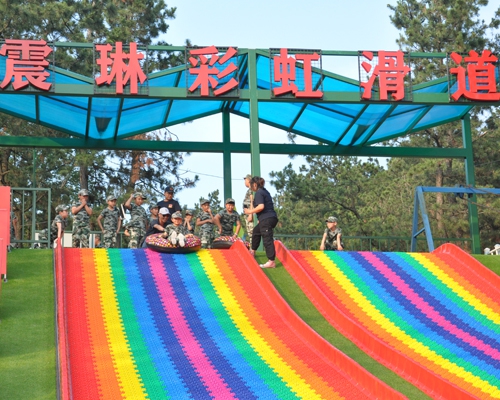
[[449, 50, 500, 101], [187, 46, 239, 96], [272, 48, 323, 98], [360, 50, 410, 101], [95, 42, 147, 95], [0, 39, 53, 91]]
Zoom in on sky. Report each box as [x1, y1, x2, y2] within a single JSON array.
[[154, 0, 499, 211]]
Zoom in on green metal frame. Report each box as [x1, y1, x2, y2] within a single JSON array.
[[0, 44, 494, 252]]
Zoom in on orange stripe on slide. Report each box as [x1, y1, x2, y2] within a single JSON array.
[[211, 250, 345, 399], [80, 249, 122, 399]]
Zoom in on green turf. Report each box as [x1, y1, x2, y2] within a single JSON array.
[[0, 249, 56, 400]]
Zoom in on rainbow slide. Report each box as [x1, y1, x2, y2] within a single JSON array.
[[276, 242, 500, 400], [55, 241, 402, 399]]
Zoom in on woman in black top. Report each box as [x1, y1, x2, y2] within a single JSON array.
[[243, 176, 278, 268]]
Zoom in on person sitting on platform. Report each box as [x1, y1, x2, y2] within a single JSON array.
[[320, 216, 344, 251], [143, 207, 171, 247], [162, 211, 189, 247]]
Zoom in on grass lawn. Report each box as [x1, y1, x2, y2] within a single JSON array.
[[0, 249, 56, 400], [0, 249, 499, 400]]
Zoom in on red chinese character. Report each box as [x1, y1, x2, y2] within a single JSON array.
[[273, 49, 323, 98], [361, 50, 410, 101], [450, 50, 500, 101], [0, 39, 52, 91], [95, 42, 147, 95], [188, 46, 238, 96]]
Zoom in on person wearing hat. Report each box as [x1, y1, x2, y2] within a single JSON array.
[[157, 186, 181, 214], [242, 174, 254, 242], [149, 204, 159, 226], [196, 198, 215, 249], [97, 195, 122, 248], [143, 206, 172, 246], [124, 192, 149, 248], [320, 216, 344, 251], [162, 211, 189, 247], [71, 189, 93, 248], [214, 198, 241, 237], [183, 209, 195, 234], [48, 205, 69, 248]]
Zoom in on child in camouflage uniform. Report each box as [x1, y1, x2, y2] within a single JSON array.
[[162, 211, 189, 247], [196, 199, 215, 249], [242, 174, 254, 241], [320, 216, 344, 251], [149, 204, 159, 226], [214, 198, 241, 237], [124, 192, 149, 249], [50, 205, 70, 247], [97, 195, 122, 248], [71, 189, 93, 248], [183, 209, 195, 234]]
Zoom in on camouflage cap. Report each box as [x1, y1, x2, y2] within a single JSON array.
[[106, 195, 117, 201], [185, 209, 193, 215], [78, 189, 89, 196], [55, 204, 69, 213], [149, 204, 159, 210], [243, 174, 252, 180], [171, 211, 183, 219], [200, 198, 210, 205], [325, 216, 338, 223], [133, 192, 147, 199], [225, 198, 235, 204]]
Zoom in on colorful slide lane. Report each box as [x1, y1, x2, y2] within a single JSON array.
[[276, 242, 500, 400], [56, 241, 402, 399]]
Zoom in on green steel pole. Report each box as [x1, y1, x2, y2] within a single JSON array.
[[247, 49, 261, 177], [222, 110, 232, 200], [32, 150, 37, 246], [462, 114, 480, 254]]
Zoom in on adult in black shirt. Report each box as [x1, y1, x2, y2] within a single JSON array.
[[157, 185, 182, 214], [142, 207, 172, 247], [243, 176, 278, 269]]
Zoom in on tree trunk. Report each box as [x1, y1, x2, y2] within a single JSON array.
[[0, 148, 12, 186], [128, 150, 143, 190], [79, 163, 89, 190]]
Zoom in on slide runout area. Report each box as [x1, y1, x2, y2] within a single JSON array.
[[56, 242, 403, 399], [276, 241, 500, 400]]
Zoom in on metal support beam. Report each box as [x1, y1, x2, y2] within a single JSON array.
[[462, 114, 480, 254], [222, 110, 232, 200], [247, 49, 261, 177]]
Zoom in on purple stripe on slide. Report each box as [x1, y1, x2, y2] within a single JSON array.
[[146, 251, 236, 399], [362, 252, 500, 360]]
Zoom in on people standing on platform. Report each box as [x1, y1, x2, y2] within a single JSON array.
[[214, 198, 241, 237], [244, 176, 278, 269], [97, 195, 122, 249], [196, 199, 215, 249], [242, 174, 254, 242], [184, 209, 195, 234], [157, 186, 181, 215], [320, 216, 344, 251], [72, 189, 93, 248], [124, 192, 149, 249], [50, 205, 70, 247]]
